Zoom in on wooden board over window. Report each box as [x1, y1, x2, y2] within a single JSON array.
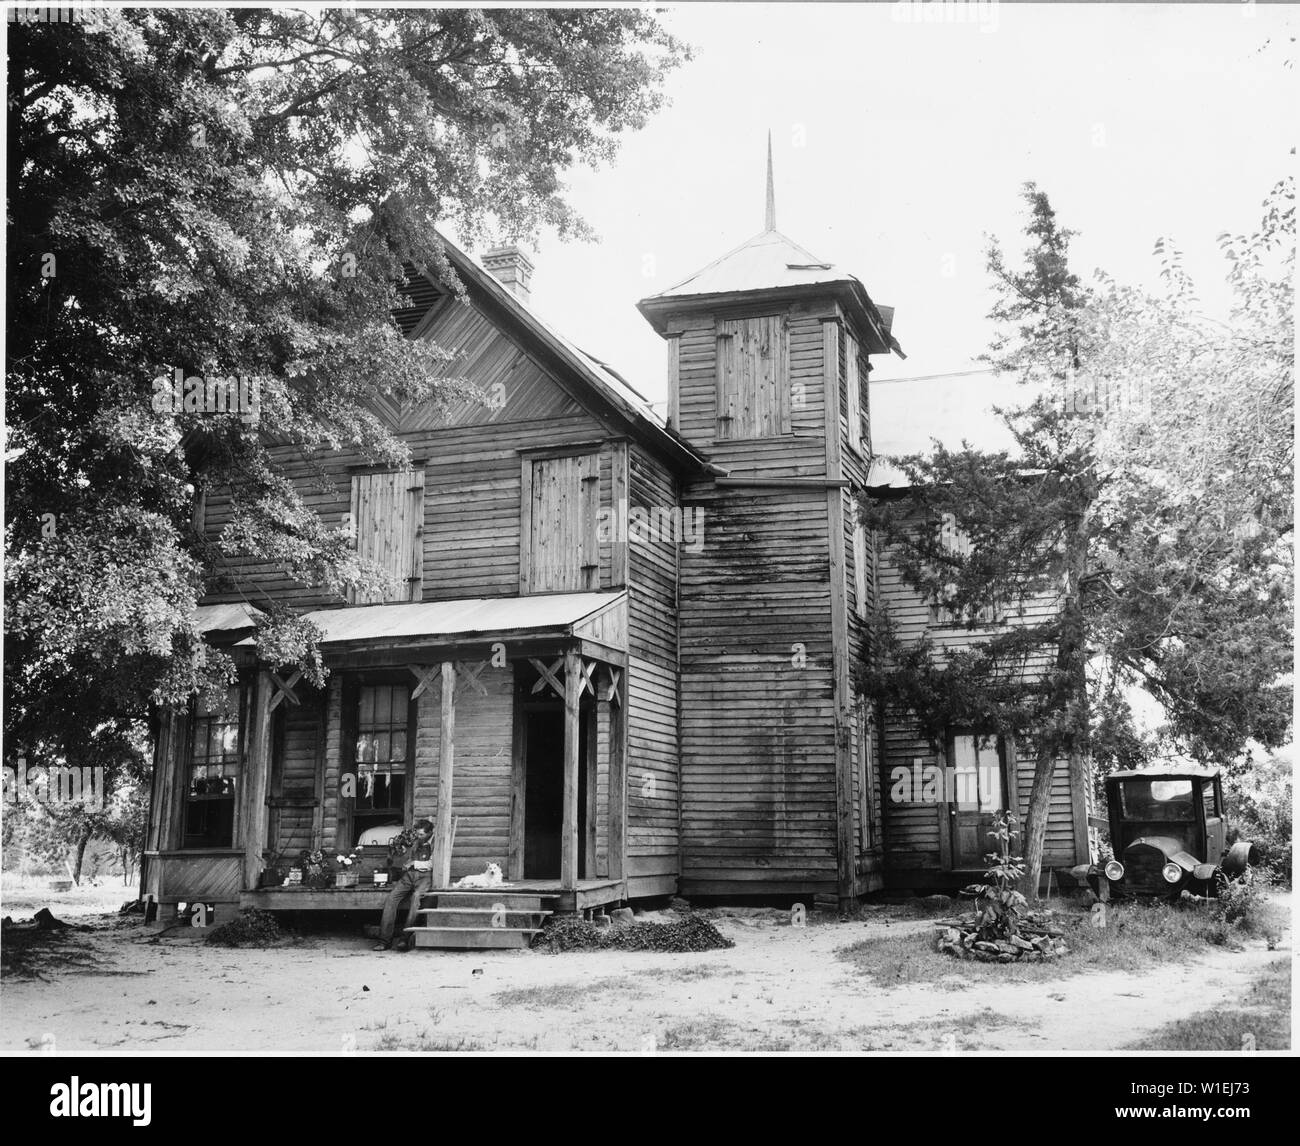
[[348, 469, 425, 604], [845, 331, 863, 455], [522, 452, 601, 593], [716, 314, 791, 439]]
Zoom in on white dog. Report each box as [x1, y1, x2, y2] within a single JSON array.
[[453, 862, 505, 890]]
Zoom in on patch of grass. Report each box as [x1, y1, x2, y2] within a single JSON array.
[[838, 899, 1246, 986], [492, 975, 640, 1010], [373, 1031, 485, 1052], [657, 1016, 792, 1052], [635, 964, 728, 982], [1125, 960, 1290, 1051]]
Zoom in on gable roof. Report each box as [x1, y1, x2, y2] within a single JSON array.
[[405, 234, 713, 476]]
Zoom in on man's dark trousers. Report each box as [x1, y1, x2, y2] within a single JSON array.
[[379, 868, 432, 945]]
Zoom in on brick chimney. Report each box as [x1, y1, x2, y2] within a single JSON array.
[[482, 245, 534, 305]]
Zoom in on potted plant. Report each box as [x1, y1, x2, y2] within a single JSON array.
[[333, 847, 362, 888], [298, 848, 333, 889]]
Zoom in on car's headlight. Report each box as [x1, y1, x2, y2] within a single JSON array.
[[1104, 860, 1124, 881], [1162, 862, 1183, 884]]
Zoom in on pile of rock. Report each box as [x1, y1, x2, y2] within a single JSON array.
[[933, 913, 1069, 963]]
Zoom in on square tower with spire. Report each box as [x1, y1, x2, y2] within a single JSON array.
[[637, 145, 904, 905]]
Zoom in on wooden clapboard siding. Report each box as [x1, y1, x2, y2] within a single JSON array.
[[320, 677, 343, 850], [678, 482, 837, 887], [397, 295, 588, 430], [413, 665, 514, 878], [624, 446, 681, 880], [875, 516, 1084, 873], [269, 686, 325, 858], [201, 415, 618, 608]]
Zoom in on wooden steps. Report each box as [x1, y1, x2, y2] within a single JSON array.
[[405, 890, 557, 950]]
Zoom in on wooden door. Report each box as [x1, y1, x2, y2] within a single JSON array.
[[948, 732, 1008, 869]]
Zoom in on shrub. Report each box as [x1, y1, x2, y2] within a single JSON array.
[[1225, 750, 1292, 884], [1216, 865, 1286, 946]]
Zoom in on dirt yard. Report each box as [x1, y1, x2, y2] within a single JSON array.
[[0, 887, 1290, 1053]]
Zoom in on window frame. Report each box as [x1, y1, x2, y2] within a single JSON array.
[[338, 673, 418, 850], [182, 683, 246, 850], [928, 511, 999, 628]]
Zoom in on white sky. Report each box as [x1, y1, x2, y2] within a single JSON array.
[[459, 2, 1297, 457]]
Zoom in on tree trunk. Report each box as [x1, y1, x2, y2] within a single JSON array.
[[71, 827, 92, 886], [1023, 745, 1057, 900]]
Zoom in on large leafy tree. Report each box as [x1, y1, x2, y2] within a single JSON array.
[[5, 9, 688, 779], [862, 179, 1293, 895]]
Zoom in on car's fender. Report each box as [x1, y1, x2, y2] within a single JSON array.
[[1221, 840, 1261, 877]]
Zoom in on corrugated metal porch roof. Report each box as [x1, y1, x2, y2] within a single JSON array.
[[195, 602, 265, 633], [233, 591, 624, 647]]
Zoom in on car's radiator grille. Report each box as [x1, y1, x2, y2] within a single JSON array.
[[1125, 846, 1165, 889]]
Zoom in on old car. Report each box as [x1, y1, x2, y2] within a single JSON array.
[[1072, 766, 1259, 899]]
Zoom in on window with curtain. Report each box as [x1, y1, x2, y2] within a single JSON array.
[[184, 685, 242, 848]]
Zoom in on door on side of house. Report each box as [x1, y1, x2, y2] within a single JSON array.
[[522, 707, 588, 880], [948, 731, 1009, 869]]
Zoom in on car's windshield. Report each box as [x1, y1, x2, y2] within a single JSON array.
[[1117, 778, 1196, 821]]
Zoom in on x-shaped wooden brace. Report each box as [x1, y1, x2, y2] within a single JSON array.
[[529, 657, 565, 699], [455, 660, 489, 699], [268, 670, 302, 710], [602, 666, 623, 708], [408, 663, 442, 700], [576, 657, 597, 699]]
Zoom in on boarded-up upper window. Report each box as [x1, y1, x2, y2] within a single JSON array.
[[348, 469, 425, 604], [852, 515, 870, 620], [845, 332, 864, 455], [522, 452, 601, 593], [716, 314, 791, 439]]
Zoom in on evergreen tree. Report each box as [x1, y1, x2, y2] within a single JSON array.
[[862, 180, 1293, 895]]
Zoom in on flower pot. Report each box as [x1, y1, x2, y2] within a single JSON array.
[[335, 871, 358, 889]]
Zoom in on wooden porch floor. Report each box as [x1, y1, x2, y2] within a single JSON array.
[[240, 877, 626, 915]]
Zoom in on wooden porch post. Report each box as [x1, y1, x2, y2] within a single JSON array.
[[242, 671, 274, 892], [432, 661, 456, 888], [584, 702, 599, 878], [561, 648, 581, 890], [607, 669, 626, 883], [508, 678, 527, 882]]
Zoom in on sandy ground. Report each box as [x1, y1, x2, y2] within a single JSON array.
[[1, 883, 1290, 1054]]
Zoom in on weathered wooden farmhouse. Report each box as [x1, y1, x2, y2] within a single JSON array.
[[142, 165, 1093, 944]]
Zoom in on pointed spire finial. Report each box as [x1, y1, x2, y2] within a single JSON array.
[[764, 131, 776, 232]]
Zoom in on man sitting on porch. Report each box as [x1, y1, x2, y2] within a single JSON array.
[[374, 818, 434, 952]]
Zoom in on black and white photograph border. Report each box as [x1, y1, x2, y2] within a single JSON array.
[[1, 0, 1293, 1072]]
